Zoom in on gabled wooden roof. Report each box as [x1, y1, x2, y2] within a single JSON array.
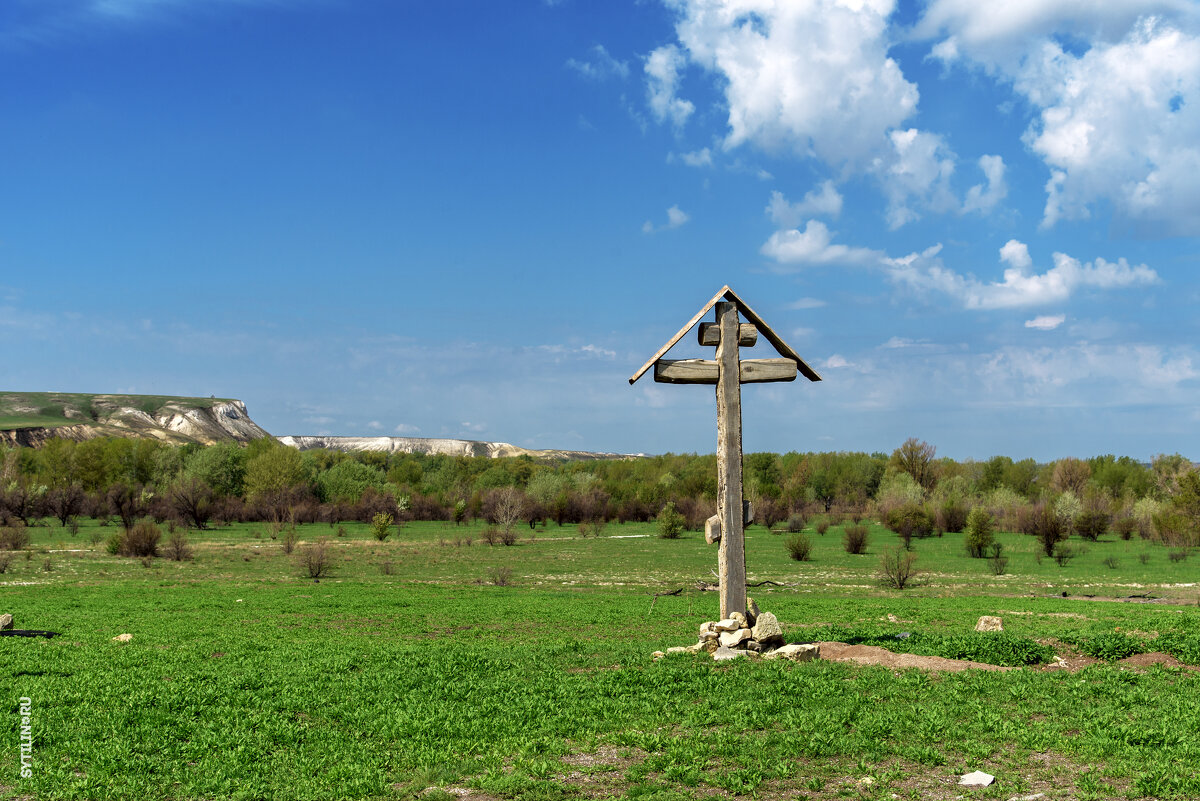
[[628, 285, 822, 384]]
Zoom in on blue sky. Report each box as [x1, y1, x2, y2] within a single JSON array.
[[2, 0, 1198, 461]]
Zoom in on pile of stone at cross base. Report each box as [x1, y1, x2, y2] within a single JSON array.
[[652, 597, 822, 663]]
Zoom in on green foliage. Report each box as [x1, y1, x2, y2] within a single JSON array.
[[370, 512, 394, 542], [813, 626, 1055, 666], [883, 503, 934, 540], [656, 501, 685, 539], [1076, 632, 1147, 661], [115, 520, 161, 557], [1074, 509, 1110, 541], [184, 442, 248, 497], [964, 507, 994, 558], [244, 443, 313, 501], [317, 459, 387, 504]]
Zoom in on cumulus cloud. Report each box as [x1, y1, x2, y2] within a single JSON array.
[[766, 182, 843, 227], [874, 128, 958, 228], [566, 44, 630, 80], [394, 423, 420, 434], [642, 204, 691, 233], [645, 44, 694, 128], [787, 297, 826, 310], [760, 220, 881, 265], [763, 213, 1160, 309], [654, 0, 918, 165], [962, 154, 1007, 214], [918, 6, 1200, 233], [1025, 314, 1066, 330], [677, 147, 713, 167]]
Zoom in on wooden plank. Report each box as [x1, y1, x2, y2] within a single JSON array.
[[715, 301, 747, 620], [704, 514, 721, 544], [653, 358, 798, 385], [698, 322, 757, 347], [721, 286, 823, 382], [628, 286, 730, 385]]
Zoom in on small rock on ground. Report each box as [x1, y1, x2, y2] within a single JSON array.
[[975, 615, 1003, 632], [0, 613, 13, 631], [960, 770, 995, 786], [112, 633, 133, 643]]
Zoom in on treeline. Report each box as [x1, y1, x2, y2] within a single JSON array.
[[0, 436, 1197, 546]]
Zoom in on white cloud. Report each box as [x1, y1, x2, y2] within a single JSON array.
[[566, 44, 630, 80], [1025, 314, 1066, 330], [962, 154, 1007, 214], [823, 354, 853, 369], [766, 181, 843, 226], [645, 44, 695, 128], [787, 297, 826, 310], [642, 204, 691, 233], [918, 7, 1200, 233], [394, 423, 420, 434], [678, 147, 713, 167], [366, 420, 383, 430], [761, 220, 881, 265], [762, 217, 1160, 309], [875, 128, 958, 228], [656, 0, 918, 165], [881, 336, 932, 349], [580, 344, 617, 359]]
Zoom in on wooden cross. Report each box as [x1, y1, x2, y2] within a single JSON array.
[[630, 286, 821, 619]]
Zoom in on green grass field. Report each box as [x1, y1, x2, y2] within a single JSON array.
[[3, 518, 1199, 800]]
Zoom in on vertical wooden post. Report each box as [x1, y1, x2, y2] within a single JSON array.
[[714, 301, 746, 620]]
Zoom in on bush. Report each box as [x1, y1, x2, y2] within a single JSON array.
[[1102, 556, 1120, 570], [937, 499, 968, 534], [883, 503, 934, 544], [280, 526, 299, 555], [1074, 510, 1109, 542], [1053, 543, 1076, 567], [0, 552, 12, 573], [964, 507, 995, 558], [1168, 549, 1188, 563], [786, 513, 807, 533], [298, 539, 331, 579], [0, 524, 30, 551], [1030, 504, 1067, 556], [500, 527, 518, 546], [843, 524, 869, 554], [482, 527, 500, 546], [1079, 632, 1145, 661], [988, 543, 1008, 575], [163, 530, 193, 561], [370, 511, 394, 542], [815, 518, 830, 536], [1139, 551, 1151, 564], [784, 533, 812, 561], [1113, 516, 1137, 540], [879, 547, 918, 589], [117, 520, 161, 557], [656, 502, 685, 539], [487, 566, 513, 586]]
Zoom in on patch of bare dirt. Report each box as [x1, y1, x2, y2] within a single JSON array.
[[815, 641, 1013, 672], [1117, 651, 1197, 671]]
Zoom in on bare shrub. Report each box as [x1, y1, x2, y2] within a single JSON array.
[[119, 520, 161, 557], [487, 566, 513, 586], [1138, 552, 1151, 565], [1113, 516, 1137, 541], [1053, 543, 1076, 567], [988, 543, 1008, 575], [843, 524, 869, 555], [0, 524, 30, 551], [0, 552, 12, 573], [786, 513, 807, 533], [299, 539, 331, 579], [163, 530, 194, 561], [1030, 504, 1068, 557], [784, 533, 812, 561], [815, 518, 831, 536], [379, 559, 395, 575], [482, 528, 500, 546], [500, 528, 518, 546], [1168, 549, 1188, 563], [878, 546, 918, 589], [280, 526, 299, 555]]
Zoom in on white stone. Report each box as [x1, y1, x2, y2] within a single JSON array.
[[0, 613, 13, 631], [699, 630, 720, 642], [651, 650, 666, 660], [959, 771, 995, 787], [713, 618, 741, 633], [975, 615, 1003, 632], [751, 611, 784, 644], [112, 633, 133, 643], [719, 628, 752, 648], [746, 597, 761, 626], [699, 621, 717, 636], [665, 646, 692, 655], [712, 646, 745, 661], [730, 611, 749, 629], [764, 643, 820, 662]]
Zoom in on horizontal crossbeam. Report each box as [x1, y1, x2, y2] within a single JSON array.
[[653, 358, 799, 385], [698, 322, 758, 347]]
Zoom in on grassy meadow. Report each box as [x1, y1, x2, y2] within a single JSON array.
[[2, 517, 1199, 800]]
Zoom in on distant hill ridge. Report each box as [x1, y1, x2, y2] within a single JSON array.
[[0, 392, 633, 460], [0, 392, 269, 447], [277, 435, 637, 461]]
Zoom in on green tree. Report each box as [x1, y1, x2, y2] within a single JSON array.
[[317, 460, 386, 503], [185, 442, 248, 497], [244, 444, 312, 502], [964, 507, 994, 558], [889, 438, 938, 492]]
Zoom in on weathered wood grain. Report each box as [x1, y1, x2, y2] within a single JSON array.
[[652, 358, 798, 384], [698, 322, 758, 347], [715, 301, 746, 620]]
